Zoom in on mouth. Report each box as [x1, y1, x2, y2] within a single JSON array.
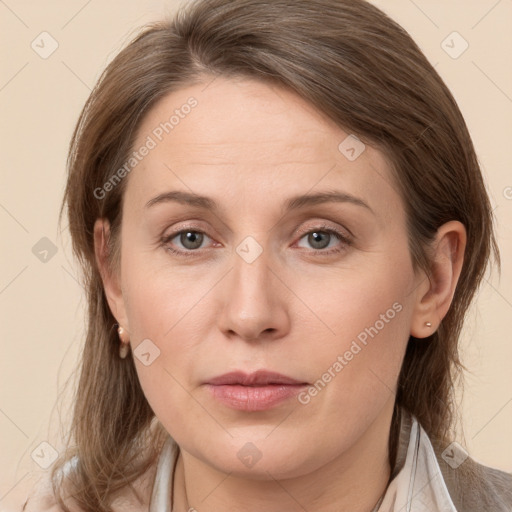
[[203, 370, 309, 411]]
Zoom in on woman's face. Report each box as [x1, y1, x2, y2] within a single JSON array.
[[104, 76, 429, 479]]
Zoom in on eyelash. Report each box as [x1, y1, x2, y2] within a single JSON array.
[[161, 224, 352, 258]]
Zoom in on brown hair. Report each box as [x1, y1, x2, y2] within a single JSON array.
[[53, 0, 500, 510]]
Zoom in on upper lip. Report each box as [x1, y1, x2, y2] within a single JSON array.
[[205, 370, 307, 386]]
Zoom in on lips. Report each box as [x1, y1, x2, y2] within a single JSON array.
[[204, 370, 309, 411], [205, 370, 307, 386]]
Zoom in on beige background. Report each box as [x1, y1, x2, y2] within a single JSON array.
[[1, 0, 511, 509]]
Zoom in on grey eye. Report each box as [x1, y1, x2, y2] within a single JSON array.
[[176, 231, 204, 250]]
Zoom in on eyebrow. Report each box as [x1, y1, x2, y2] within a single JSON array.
[[144, 190, 374, 215]]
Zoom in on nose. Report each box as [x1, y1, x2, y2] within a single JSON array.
[[217, 246, 290, 342]]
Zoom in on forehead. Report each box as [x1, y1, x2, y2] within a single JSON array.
[[126, 76, 403, 222]]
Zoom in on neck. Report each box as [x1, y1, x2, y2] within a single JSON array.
[[172, 403, 394, 512]]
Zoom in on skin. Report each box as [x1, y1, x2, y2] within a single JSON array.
[[94, 76, 466, 512]]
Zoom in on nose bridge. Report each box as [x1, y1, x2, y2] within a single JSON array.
[[232, 237, 274, 314], [217, 235, 287, 340]]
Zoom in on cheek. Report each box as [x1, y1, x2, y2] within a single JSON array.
[[295, 251, 412, 351], [294, 251, 413, 410], [119, 251, 214, 423], [121, 243, 207, 340]]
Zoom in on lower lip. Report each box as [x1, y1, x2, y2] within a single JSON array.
[[205, 384, 307, 411]]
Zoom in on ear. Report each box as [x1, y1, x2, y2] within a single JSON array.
[[410, 220, 467, 338], [93, 218, 130, 333]]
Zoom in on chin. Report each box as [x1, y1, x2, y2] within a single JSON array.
[[191, 435, 327, 481]]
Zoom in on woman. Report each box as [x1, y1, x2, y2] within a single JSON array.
[[20, 0, 512, 510]]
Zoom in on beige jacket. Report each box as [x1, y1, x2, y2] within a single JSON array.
[[13, 411, 512, 511]]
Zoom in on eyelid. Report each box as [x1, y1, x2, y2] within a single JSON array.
[[293, 221, 352, 242], [162, 221, 206, 234], [161, 222, 215, 247], [161, 220, 353, 257]]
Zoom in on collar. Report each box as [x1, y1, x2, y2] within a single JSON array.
[[377, 409, 457, 511]]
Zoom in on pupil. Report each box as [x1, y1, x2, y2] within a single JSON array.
[[310, 231, 329, 249], [182, 231, 202, 249]]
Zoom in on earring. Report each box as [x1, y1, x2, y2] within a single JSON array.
[[425, 322, 432, 328], [117, 326, 130, 359]]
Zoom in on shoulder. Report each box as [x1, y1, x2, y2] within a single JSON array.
[[13, 467, 76, 512], [4, 471, 64, 512], [17, 455, 158, 512], [432, 440, 512, 511], [400, 411, 512, 511]]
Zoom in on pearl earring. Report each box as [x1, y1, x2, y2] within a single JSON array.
[[425, 322, 432, 328], [117, 326, 130, 359]]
